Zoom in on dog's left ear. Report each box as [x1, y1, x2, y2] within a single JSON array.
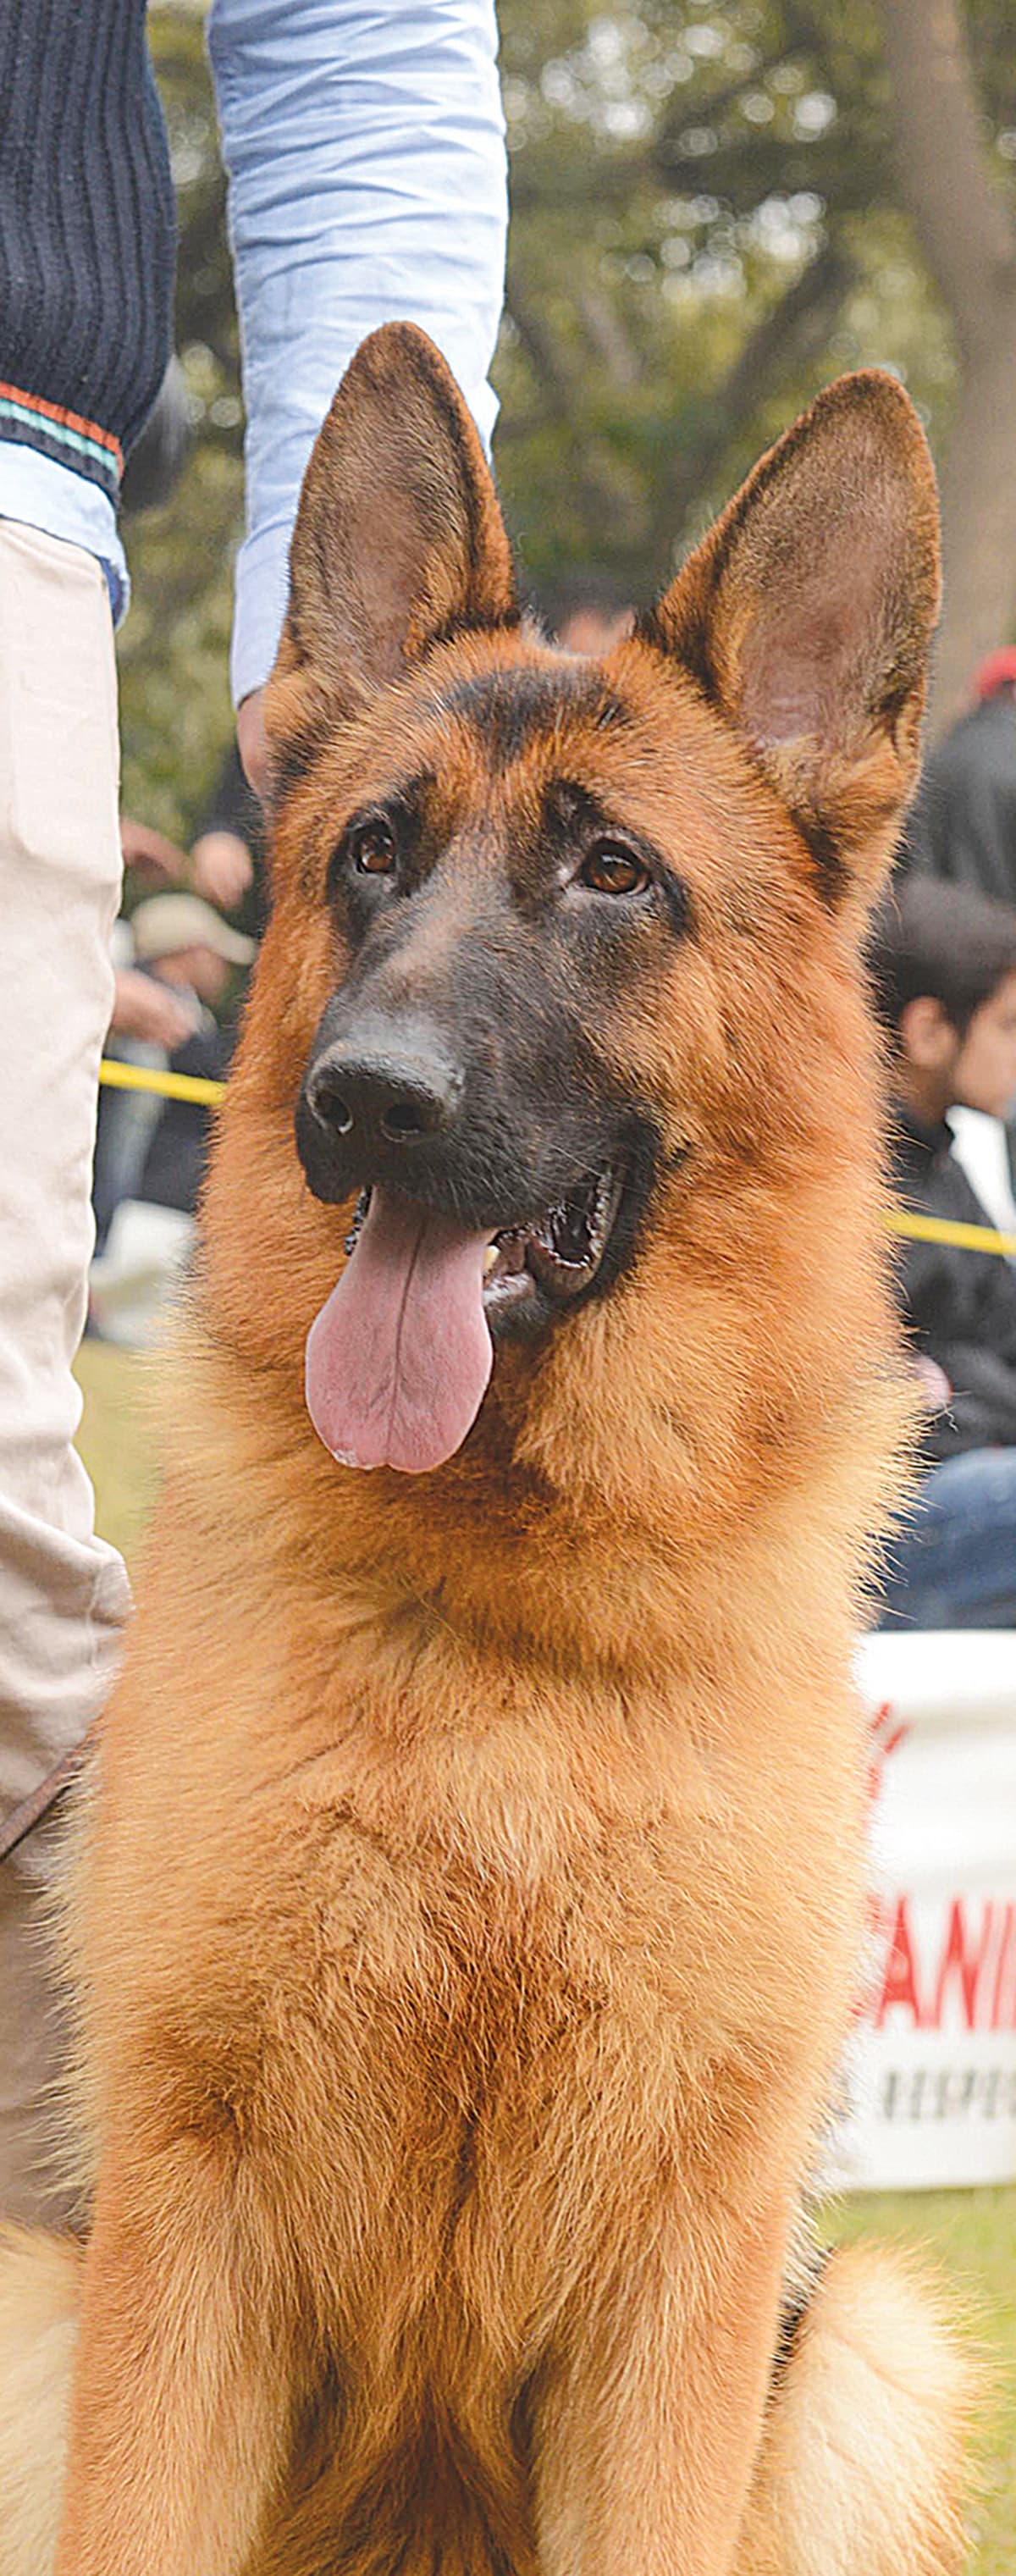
[[278, 323, 518, 712], [643, 372, 941, 904]]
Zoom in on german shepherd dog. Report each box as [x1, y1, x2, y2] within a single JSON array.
[[0, 329, 971, 2574]]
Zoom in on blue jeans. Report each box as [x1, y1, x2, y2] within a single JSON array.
[[877, 1446, 1016, 1629]]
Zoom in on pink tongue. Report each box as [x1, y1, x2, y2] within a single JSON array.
[[305, 1187, 494, 1473]]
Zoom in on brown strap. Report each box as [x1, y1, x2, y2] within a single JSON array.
[[0, 1739, 90, 1866]]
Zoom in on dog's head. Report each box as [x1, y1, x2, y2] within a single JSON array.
[[208, 326, 939, 1505]]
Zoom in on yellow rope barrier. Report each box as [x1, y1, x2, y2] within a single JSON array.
[[99, 1058, 226, 1108], [97, 1059, 1016, 1258], [885, 1207, 1016, 1259]]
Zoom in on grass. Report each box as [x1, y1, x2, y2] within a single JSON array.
[[828, 2188, 1016, 2572], [73, 1339, 1016, 2570], [75, 1338, 158, 1567]]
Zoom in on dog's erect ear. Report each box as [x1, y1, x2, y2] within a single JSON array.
[[643, 372, 941, 902], [281, 323, 517, 709]]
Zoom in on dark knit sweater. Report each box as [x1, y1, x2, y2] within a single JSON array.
[[0, 0, 175, 504]]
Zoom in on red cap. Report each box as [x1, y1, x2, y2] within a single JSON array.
[[973, 648, 1016, 699]]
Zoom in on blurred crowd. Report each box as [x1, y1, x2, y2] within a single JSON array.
[[868, 646, 1016, 1633], [94, 602, 1016, 1639], [88, 743, 264, 1342]]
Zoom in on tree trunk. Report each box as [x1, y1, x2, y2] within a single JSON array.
[[933, 329, 1016, 727], [876, 0, 1016, 732]]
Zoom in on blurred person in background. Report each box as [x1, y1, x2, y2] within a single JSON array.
[[119, 812, 190, 892], [868, 876, 1016, 1629], [190, 738, 269, 941], [127, 893, 251, 1219], [536, 568, 635, 657], [92, 918, 196, 1255], [0, 0, 506, 2223], [92, 895, 253, 1255], [903, 648, 1016, 904], [91, 898, 254, 1346]]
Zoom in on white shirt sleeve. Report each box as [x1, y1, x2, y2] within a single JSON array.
[[207, 0, 507, 708]]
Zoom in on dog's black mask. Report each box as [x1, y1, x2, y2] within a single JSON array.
[[294, 741, 676, 1337]]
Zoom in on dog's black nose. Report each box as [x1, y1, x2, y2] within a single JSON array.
[[306, 1031, 461, 1152]]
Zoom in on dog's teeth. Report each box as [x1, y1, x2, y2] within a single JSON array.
[[483, 1241, 500, 1275]]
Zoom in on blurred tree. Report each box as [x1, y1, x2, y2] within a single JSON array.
[[497, 0, 1016, 697], [122, 2, 1016, 836], [877, 0, 1016, 724], [118, 3, 242, 843], [496, 0, 936, 600]]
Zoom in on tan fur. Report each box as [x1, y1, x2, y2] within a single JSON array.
[[0, 332, 974, 2571], [734, 2249, 977, 2576], [0, 2230, 77, 2574]]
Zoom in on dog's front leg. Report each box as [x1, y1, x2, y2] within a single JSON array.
[[53, 2141, 289, 2576], [533, 2191, 791, 2576]]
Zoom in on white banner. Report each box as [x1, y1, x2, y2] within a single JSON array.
[[831, 1631, 1016, 2192]]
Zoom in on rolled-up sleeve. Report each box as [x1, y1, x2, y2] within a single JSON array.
[[207, 0, 507, 708]]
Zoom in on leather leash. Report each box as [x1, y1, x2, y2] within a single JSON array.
[[0, 1739, 91, 1866]]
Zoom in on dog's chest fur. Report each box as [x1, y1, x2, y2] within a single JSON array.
[[162, 1696, 827, 2349]]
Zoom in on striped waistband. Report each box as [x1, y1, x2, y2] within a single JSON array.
[[0, 381, 123, 499]]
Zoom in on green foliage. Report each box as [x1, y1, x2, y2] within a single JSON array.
[[495, 0, 1006, 594], [118, 437, 240, 843], [119, 5, 242, 843], [122, 3, 1016, 835]]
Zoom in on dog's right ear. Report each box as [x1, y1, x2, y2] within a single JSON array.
[[278, 324, 518, 716], [643, 371, 941, 908]]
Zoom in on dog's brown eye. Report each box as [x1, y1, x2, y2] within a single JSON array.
[[580, 842, 651, 897], [351, 819, 397, 875]]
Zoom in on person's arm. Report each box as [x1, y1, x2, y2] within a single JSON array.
[[119, 817, 190, 887], [108, 970, 195, 1053], [207, 0, 507, 731], [190, 831, 255, 911]]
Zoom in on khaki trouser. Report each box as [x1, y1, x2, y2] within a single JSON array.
[[0, 521, 130, 2225]]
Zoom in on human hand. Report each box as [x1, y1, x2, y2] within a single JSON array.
[[912, 1353, 952, 1412], [190, 830, 255, 910], [237, 688, 270, 799], [119, 816, 190, 885], [108, 970, 195, 1051]]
